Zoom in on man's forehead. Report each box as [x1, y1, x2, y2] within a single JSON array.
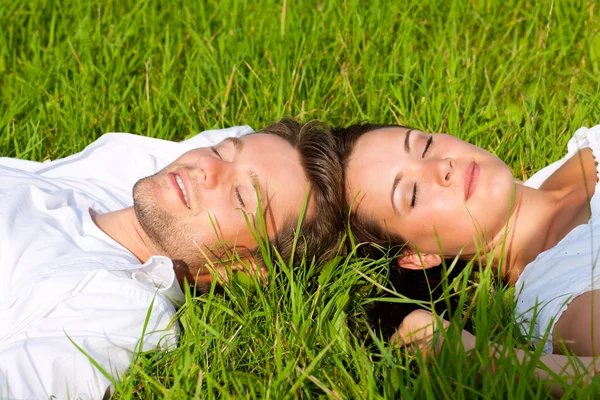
[[242, 134, 310, 223], [219, 131, 307, 201], [240, 132, 292, 148], [216, 133, 292, 153]]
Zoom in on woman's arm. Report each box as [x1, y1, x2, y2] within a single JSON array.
[[394, 309, 600, 398]]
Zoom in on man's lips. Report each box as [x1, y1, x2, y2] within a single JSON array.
[[169, 172, 191, 209], [464, 162, 480, 201]]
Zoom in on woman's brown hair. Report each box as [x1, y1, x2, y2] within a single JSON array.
[[332, 122, 468, 339]]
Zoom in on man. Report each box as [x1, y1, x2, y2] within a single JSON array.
[[0, 120, 343, 399]]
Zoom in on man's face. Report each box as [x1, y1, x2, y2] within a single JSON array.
[[133, 133, 310, 272]]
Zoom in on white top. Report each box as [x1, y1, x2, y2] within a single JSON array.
[[0, 126, 253, 399], [515, 124, 600, 353]]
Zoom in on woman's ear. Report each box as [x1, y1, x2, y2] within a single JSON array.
[[396, 250, 442, 270]]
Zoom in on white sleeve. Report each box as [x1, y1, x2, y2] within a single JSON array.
[[0, 158, 43, 171], [28, 127, 254, 201], [0, 277, 178, 400], [181, 125, 254, 147], [37, 125, 254, 176], [1, 126, 254, 179]]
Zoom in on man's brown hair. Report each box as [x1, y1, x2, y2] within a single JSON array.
[[253, 118, 345, 267]]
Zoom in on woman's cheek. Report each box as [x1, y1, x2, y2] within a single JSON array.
[[429, 197, 457, 219]]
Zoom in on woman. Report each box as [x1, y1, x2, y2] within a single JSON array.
[[334, 123, 600, 395]]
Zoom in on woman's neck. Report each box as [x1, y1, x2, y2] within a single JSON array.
[[487, 184, 562, 284], [490, 149, 598, 283]]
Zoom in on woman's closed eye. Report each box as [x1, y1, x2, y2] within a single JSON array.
[[422, 136, 433, 158], [410, 182, 418, 208], [406, 135, 433, 209]]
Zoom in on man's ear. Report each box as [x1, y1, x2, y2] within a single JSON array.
[[396, 250, 441, 270], [232, 256, 268, 283]]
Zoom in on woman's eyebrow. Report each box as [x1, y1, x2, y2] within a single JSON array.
[[404, 129, 414, 153], [391, 172, 403, 214], [392, 129, 415, 213]]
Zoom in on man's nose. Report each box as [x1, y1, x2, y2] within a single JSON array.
[[195, 156, 227, 189]]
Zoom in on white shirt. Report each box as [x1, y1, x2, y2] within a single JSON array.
[[516, 124, 600, 353], [0, 126, 253, 399]]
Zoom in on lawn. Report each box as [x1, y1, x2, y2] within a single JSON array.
[[1, 0, 600, 398]]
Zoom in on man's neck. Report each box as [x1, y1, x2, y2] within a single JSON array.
[[92, 207, 158, 263], [92, 208, 226, 290]]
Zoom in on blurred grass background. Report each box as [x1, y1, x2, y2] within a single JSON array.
[[2, 0, 600, 398]]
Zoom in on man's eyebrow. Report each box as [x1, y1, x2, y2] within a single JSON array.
[[248, 169, 266, 206], [391, 172, 402, 214], [222, 137, 244, 152], [404, 129, 414, 153], [220, 137, 265, 206]]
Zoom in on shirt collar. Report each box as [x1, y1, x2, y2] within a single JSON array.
[[131, 256, 186, 307]]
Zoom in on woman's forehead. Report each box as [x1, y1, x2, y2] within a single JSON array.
[[360, 126, 417, 142], [348, 127, 411, 170]]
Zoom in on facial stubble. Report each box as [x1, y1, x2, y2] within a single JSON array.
[[132, 175, 211, 270]]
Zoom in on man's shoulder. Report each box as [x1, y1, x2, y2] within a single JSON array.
[[0, 259, 180, 400], [8, 262, 180, 343]]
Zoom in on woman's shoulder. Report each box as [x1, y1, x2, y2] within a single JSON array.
[[538, 147, 596, 194], [525, 125, 600, 189]]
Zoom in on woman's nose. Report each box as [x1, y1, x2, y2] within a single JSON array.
[[433, 157, 455, 187]]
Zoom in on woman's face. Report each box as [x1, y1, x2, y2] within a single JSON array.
[[345, 127, 515, 256]]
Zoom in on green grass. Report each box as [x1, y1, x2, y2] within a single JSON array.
[[2, 0, 600, 398]]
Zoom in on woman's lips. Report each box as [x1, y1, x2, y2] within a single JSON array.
[[464, 162, 480, 201]]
